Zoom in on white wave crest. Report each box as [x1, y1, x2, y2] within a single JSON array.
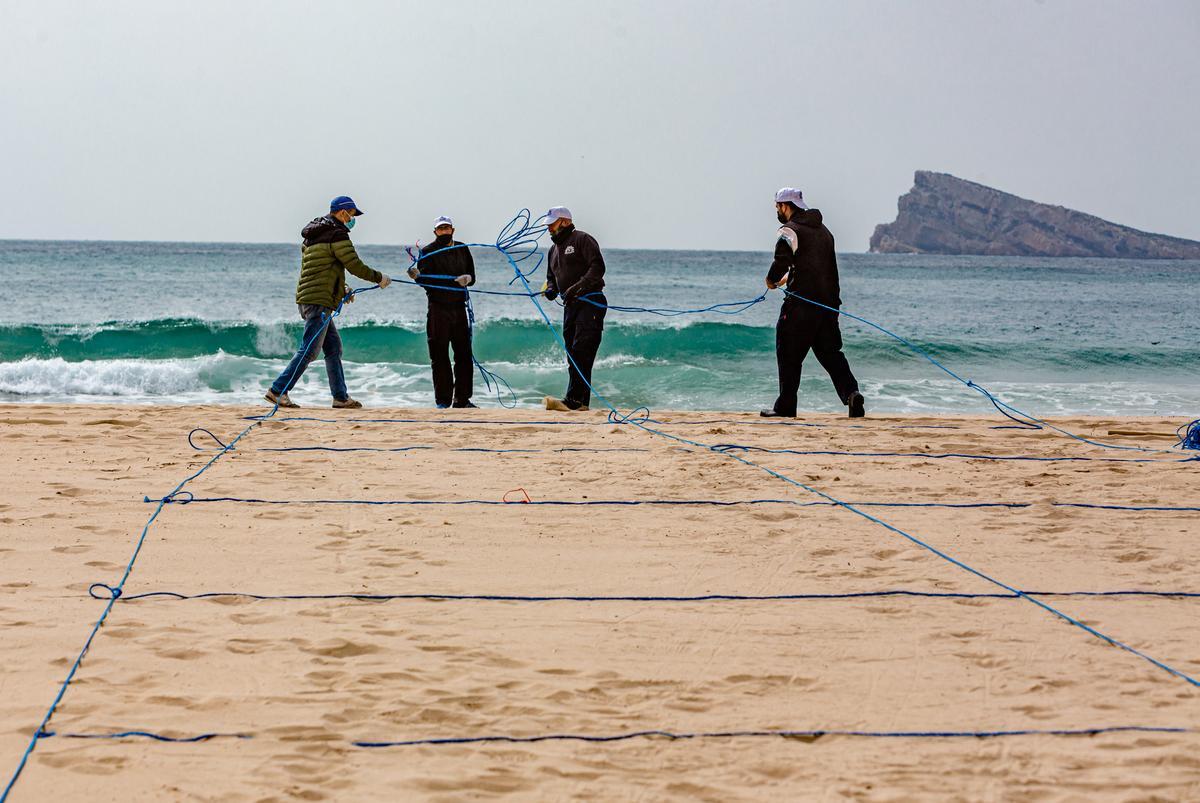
[[0, 354, 251, 400]]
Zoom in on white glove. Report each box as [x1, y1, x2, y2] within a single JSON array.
[[455, 274, 472, 287], [378, 275, 392, 289]]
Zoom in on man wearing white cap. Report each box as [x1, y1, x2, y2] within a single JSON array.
[[762, 188, 865, 419], [541, 206, 607, 411], [408, 216, 477, 408]]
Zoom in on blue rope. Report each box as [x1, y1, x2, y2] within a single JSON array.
[[578, 291, 768, 317], [353, 725, 1189, 747], [778, 288, 1190, 454], [1055, 502, 1200, 512], [103, 588, 1200, 604], [465, 292, 517, 408], [150, 494, 1200, 513], [2, 419, 259, 801], [564, 278, 1194, 456], [145, 495, 1033, 510], [2, 239, 373, 799], [710, 443, 1194, 465], [250, 412, 964, 432], [254, 446, 649, 454], [1178, 419, 1200, 451], [42, 731, 250, 743], [396, 212, 558, 407], [36, 726, 1192, 748], [494, 213, 1200, 691]]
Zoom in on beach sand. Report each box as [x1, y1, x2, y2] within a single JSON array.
[[1, 404, 1197, 801]]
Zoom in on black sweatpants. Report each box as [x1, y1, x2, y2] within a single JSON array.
[[562, 295, 607, 409], [773, 307, 859, 416], [427, 302, 473, 407]]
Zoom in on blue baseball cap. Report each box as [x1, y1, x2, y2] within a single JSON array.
[[330, 195, 364, 216]]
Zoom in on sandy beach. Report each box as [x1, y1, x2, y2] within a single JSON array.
[[2, 404, 1197, 801]]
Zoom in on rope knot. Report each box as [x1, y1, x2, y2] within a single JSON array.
[[608, 407, 651, 425], [88, 583, 121, 600]]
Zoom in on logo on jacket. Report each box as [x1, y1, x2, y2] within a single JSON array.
[[564, 245, 576, 255]]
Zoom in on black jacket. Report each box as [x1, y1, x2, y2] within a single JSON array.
[[767, 209, 841, 313], [418, 236, 476, 306], [546, 225, 605, 303]]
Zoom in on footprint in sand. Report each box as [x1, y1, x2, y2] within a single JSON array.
[[300, 639, 382, 659]]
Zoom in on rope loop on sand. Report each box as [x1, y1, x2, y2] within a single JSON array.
[[608, 407, 651, 425], [87, 583, 121, 600], [187, 428, 229, 451], [502, 487, 532, 504]]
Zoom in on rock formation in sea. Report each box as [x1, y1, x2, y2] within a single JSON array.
[[870, 171, 1200, 259]]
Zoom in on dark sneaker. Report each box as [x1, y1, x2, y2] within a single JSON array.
[[847, 392, 866, 418], [435, 402, 450, 409], [332, 397, 363, 409], [759, 409, 793, 418], [265, 390, 299, 408], [452, 401, 479, 409]]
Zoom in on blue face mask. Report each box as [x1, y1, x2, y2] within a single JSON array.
[[345, 217, 356, 230]]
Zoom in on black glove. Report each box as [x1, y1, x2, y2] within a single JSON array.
[[544, 288, 558, 302], [563, 283, 580, 302]]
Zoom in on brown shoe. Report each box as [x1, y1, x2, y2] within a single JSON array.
[[332, 397, 363, 409], [544, 396, 588, 412], [265, 390, 299, 408]]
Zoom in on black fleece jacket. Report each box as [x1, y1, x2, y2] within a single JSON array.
[[767, 209, 842, 313], [418, 235, 476, 306], [546, 225, 606, 302]]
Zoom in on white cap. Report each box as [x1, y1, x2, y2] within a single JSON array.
[[433, 215, 453, 228], [545, 206, 573, 226], [774, 187, 808, 209]]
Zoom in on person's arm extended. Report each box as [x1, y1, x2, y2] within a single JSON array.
[[458, 246, 476, 287], [766, 229, 794, 289], [332, 239, 383, 284], [563, 234, 606, 301]]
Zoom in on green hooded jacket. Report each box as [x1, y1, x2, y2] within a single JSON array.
[[296, 215, 383, 308]]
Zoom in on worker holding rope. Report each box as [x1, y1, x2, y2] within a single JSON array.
[[408, 215, 478, 409], [541, 207, 607, 412], [762, 188, 865, 419], [265, 195, 392, 409]]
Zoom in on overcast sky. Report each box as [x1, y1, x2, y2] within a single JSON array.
[[2, 0, 1197, 251]]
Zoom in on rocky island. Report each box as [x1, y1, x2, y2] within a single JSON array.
[[870, 171, 1200, 259]]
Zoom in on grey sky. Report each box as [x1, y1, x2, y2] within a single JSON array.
[[2, 0, 1197, 251]]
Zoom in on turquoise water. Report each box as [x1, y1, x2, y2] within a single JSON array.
[[0, 238, 1197, 415]]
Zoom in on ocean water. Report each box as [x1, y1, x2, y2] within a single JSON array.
[[0, 238, 1197, 416]]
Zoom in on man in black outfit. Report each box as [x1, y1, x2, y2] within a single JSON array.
[[541, 206, 606, 412], [762, 187, 865, 419], [408, 215, 477, 409]]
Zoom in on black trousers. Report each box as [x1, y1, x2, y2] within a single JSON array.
[[773, 307, 859, 416], [427, 303, 473, 406], [562, 295, 606, 409]]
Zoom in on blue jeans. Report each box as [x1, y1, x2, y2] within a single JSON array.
[[269, 304, 348, 400]]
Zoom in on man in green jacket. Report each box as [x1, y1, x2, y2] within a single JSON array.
[[265, 196, 391, 408]]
